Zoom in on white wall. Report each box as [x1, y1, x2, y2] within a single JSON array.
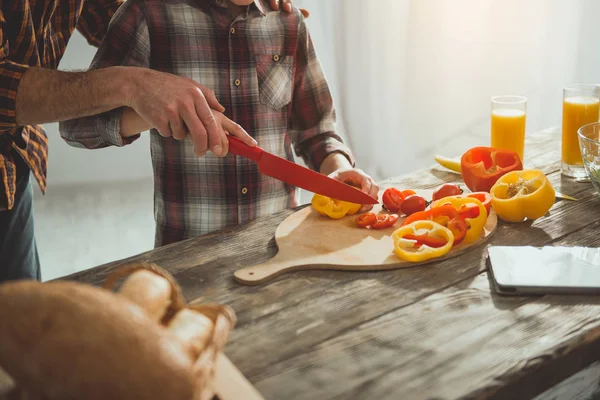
[[295, 0, 600, 181]]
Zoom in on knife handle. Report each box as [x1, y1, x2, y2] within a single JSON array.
[[228, 136, 263, 161]]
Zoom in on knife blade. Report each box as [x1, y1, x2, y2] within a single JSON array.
[[227, 136, 378, 205]]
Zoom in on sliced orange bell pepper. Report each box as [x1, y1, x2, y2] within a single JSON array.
[[460, 147, 523, 192], [489, 169, 555, 222], [311, 194, 361, 219], [392, 220, 454, 262], [430, 197, 487, 244]]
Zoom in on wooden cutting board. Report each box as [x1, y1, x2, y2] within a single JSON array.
[[234, 190, 498, 285]]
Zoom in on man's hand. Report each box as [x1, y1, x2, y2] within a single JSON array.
[[269, 0, 309, 18], [127, 68, 257, 157]]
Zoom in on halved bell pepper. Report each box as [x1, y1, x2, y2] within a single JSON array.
[[489, 169, 555, 223], [311, 194, 361, 219], [400, 204, 468, 245], [460, 147, 523, 192], [431, 197, 487, 244], [392, 220, 454, 262]]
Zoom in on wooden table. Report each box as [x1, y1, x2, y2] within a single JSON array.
[[5, 128, 600, 399]]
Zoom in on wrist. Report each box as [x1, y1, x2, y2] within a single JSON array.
[[115, 66, 148, 108], [320, 152, 352, 175]]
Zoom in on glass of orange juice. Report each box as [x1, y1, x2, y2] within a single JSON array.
[[490, 96, 527, 163], [561, 84, 600, 178]]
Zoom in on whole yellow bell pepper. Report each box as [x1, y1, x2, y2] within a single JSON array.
[[489, 169, 555, 223], [311, 194, 361, 219], [392, 220, 454, 262], [430, 197, 487, 244]]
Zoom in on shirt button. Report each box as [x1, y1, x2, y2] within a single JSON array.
[[241, 187, 248, 195], [230, 27, 235, 34], [234, 79, 241, 86], [273, 55, 280, 62]]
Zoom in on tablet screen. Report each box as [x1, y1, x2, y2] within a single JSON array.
[[488, 246, 600, 289]]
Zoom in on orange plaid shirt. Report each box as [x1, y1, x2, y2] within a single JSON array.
[[0, 0, 123, 210]]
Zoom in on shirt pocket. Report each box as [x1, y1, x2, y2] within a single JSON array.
[[256, 54, 294, 110]]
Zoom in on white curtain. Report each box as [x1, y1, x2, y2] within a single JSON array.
[[295, 0, 600, 181]]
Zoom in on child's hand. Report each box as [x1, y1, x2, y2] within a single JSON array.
[[328, 168, 380, 213], [269, 0, 309, 18]]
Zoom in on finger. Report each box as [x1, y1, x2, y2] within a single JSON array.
[[360, 175, 372, 194], [283, 0, 292, 12], [369, 181, 380, 199], [269, 0, 279, 10], [300, 8, 310, 18], [359, 204, 375, 213], [195, 84, 225, 113], [155, 121, 173, 138], [221, 116, 257, 146], [213, 123, 228, 158], [204, 111, 226, 157], [221, 130, 230, 156], [169, 117, 187, 141], [193, 95, 219, 155], [181, 106, 209, 156]]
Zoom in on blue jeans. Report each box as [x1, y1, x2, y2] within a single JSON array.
[[0, 153, 41, 282]]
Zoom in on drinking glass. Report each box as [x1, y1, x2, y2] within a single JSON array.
[[491, 96, 527, 163], [562, 84, 600, 178], [578, 122, 600, 193]]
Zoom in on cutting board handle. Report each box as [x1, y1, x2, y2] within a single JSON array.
[[234, 256, 299, 285]]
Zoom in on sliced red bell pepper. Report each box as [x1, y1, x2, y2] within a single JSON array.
[[458, 204, 481, 220], [400, 205, 468, 245], [402, 233, 449, 248], [465, 192, 491, 215], [447, 217, 467, 244], [460, 147, 523, 193]]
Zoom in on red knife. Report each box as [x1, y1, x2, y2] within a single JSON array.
[[227, 136, 378, 205]]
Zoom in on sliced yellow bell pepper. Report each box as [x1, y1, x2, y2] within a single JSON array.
[[311, 194, 361, 219], [489, 169, 555, 223], [430, 196, 487, 244], [392, 220, 454, 262]]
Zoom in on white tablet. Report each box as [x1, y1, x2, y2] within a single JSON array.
[[487, 246, 600, 295]]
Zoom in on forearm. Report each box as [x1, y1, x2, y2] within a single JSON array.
[[15, 66, 138, 126], [319, 152, 353, 175], [120, 107, 151, 137]]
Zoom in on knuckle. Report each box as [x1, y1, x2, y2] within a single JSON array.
[[165, 104, 178, 118]]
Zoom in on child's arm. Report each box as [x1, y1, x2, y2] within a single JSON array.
[[288, 14, 379, 206], [120, 107, 152, 138], [287, 15, 355, 173]]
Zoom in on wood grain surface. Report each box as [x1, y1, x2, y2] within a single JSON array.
[[3, 128, 600, 400]]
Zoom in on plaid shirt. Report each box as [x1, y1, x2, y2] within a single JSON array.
[[0, 0, 122, 210], [60, 0, 354, 247]]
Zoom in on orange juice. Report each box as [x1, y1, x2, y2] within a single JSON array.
[[562, 96, 600, 165], [491, 108, 526, 162]]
